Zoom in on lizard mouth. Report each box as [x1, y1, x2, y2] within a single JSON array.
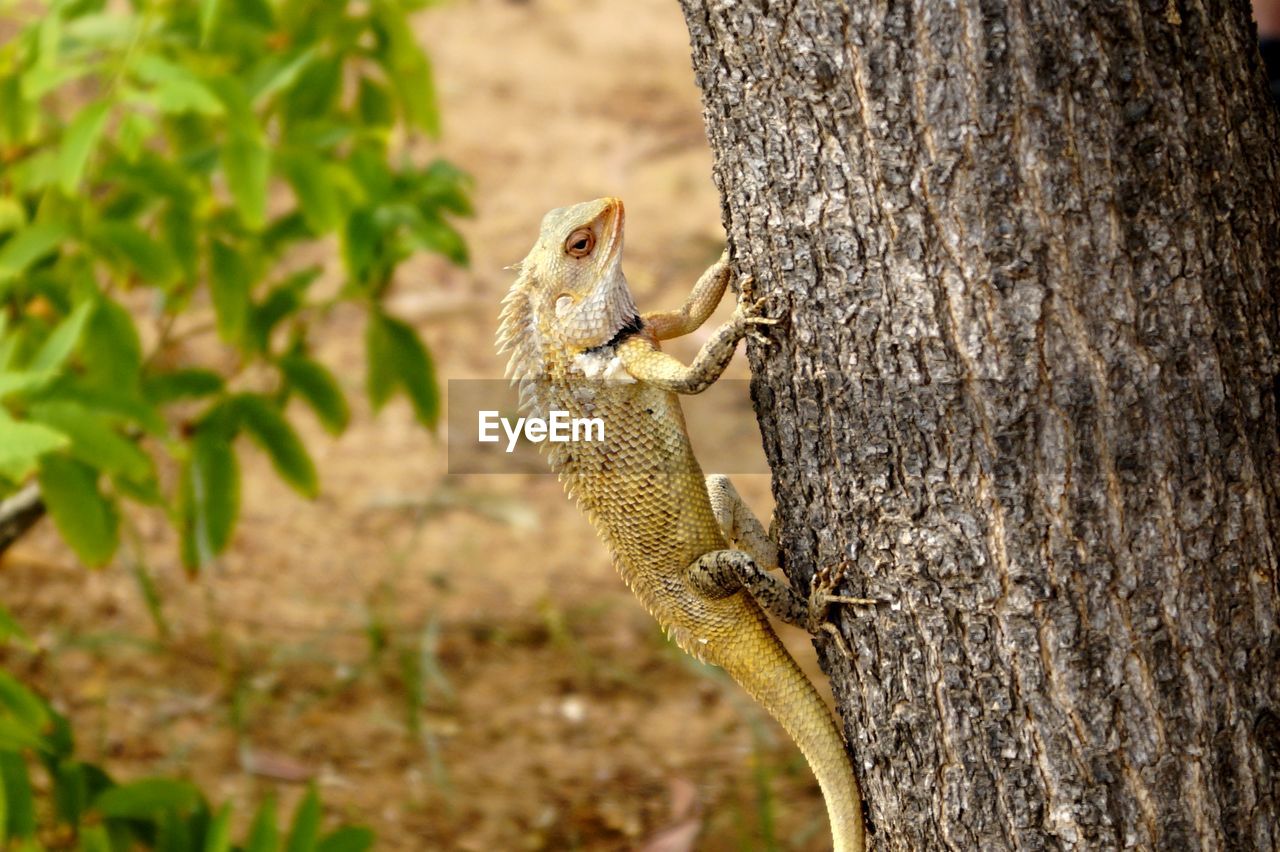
[[600, 197, 625, 261]]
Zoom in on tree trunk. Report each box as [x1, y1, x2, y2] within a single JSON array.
[[677, 1, 1280, 849]]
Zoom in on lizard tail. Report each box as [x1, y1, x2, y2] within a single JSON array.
[[720, 627, 867, 852]]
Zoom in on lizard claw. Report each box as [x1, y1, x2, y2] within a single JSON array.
[[736, 292, 782, 346], [820, 622, 853, 657], [807, 564, 883, 649], [747, 325, 776, 347]]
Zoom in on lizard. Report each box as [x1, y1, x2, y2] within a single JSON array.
[[496, 197, 870, 852]]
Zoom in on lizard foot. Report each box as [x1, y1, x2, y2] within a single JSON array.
[[807, 565, 884, 650], [736, 289, 782, 346]]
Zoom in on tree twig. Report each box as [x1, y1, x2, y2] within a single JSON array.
[[0, 482, 45, 556]]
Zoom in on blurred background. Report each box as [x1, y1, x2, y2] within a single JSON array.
[[0, 0, 833, 849]]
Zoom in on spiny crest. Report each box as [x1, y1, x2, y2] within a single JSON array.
[[496, 261, 552, 418], [496, 261, 541, 382]]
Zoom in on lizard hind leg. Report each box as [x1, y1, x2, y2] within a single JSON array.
[[705, 474, 779, 569], [687, 548, 811, 627], [703, 474, 880, 648]]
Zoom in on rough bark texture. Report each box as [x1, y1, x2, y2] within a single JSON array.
[[678, 1, 1280, 849]]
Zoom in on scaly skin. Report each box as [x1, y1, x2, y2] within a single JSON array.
[[497, 198, 867, 852]]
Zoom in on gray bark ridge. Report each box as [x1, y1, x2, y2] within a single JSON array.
[[679, 1, 1280, 849]]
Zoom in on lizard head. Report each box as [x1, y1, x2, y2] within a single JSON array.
[[498, 198, 640, 378]]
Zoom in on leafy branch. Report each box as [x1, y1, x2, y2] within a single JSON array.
[[0, 0, 469, 570]]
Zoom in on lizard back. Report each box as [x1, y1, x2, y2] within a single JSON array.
[[529, 340, 773, 661]]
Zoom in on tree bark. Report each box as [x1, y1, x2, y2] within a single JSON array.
[[678, 1, 1280, 849]]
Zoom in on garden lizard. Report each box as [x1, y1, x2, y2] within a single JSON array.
[[497, 198, 868, 851]]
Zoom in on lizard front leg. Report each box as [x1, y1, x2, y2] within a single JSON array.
[[620, 291, 777, 394], [642, 250, 731, 341], [698, 475, 880, 648]]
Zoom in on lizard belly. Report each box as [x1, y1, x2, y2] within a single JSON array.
[[547, 382, 754, 660]]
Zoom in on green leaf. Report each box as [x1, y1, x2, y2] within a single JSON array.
[[284, 787, 321, 852], [417, 159, 473, 216], [277, 150, 342, 233], [347, 142, 392, 203], [52, 759, 89, 825], [133, 56, 224, 116], [356, 77, 394, 128], [35, 379, 166, 437], [94, 778, 201, 819], [143, 368, 225, 403], [31, 301, 94, 372], [0, 412, 69, 481], [162, 202, 200, 279], [105, 150, 194, 203], [246, 267, 319, 354], [57, 101, 110, 194], [81, 298, 143, 392], [364, 312, 395, 412], [157, 806, 192, 852], [37, 454, 119, 566], [28, 401, 152, 481], [88, 221, 178, 285], [200, 0, 224, 45], [22, 64, 94, 102], [79, 825, 113, 852], [342, 209, 379, 284], [316, 827, 374, 852], [0, 720, 44, 753], [117, 111, 156, 160], [254, 47, 320, 107], [0, 673, 48, 735], [9, 149, 59, 197], [153, 79, 226, 116], [0, 752, 36, 839], [0, 370, 57, 401], [0, 222, 69, 286], [222, 128, 269, 230], [403, 210, 467, 266], [371, 312, 439, 429], [209, 239, 250, 343], [0, 198, 27, 234], [203, 802, 233, 852], [0, 756, 6, 842], [280, 355, 349, 435], [63, 11, 137, 48], [374, 2, 440, 136], [281, 54, 341, 126], [182, 431, 240, 568], [35, 8, 61, 69], [245, 795, 279, 852], [43, 706, 72, 762], [261, 211, 311, 255], [233, 395, 318, 497], [0, 76, 31, 150]]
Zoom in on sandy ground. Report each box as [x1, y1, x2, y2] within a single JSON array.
[[2, 1, 838, 849]]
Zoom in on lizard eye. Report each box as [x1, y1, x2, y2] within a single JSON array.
[[564, 229, 595, 258]]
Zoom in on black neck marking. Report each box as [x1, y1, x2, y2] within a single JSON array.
[[584, 313, 645, 355]]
